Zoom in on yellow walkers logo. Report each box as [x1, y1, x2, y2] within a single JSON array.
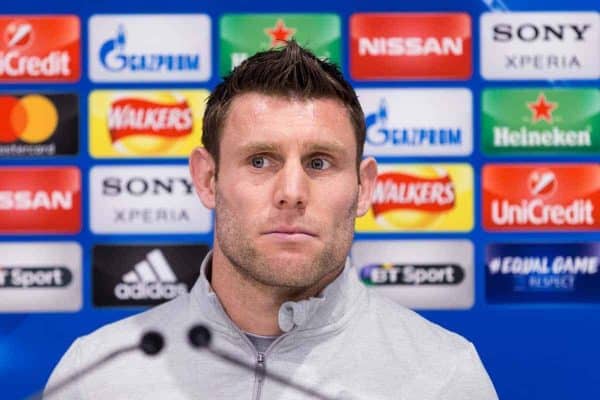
[[89, 90, 208, 157], [356, 164, 473, 232]]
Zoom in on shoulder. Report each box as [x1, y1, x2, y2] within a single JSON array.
[[78, 293, 192, 352], [357, 290, 483, 376], [353, 292, 497, 398], [365, 290, 470, 348]]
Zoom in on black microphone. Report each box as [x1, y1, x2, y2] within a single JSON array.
[[188, 325, 337, 400], [29, 331, 165, 400]]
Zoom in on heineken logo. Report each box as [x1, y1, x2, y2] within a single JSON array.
[[527, 93, 557, 123], [265, 19, 296, 47], [481, 88, 600, 155], [219, 14, 341, 75]]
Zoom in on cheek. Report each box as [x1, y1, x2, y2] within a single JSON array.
[[315, 187, 358, 222], [218, 182, 266, 215]]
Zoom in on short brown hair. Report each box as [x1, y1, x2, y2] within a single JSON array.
[[202, 40, 365, 169]]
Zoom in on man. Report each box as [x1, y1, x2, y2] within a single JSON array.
[[45, 42, 498, 400]]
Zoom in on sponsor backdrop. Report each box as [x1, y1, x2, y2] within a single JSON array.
[[0, 0, 598, 399]]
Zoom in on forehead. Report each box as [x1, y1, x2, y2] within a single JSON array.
[[221, 92, 356, 150]]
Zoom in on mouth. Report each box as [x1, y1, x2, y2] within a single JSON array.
[[262, 227, 318, 240]]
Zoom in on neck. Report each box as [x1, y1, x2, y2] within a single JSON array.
[[209, 245, 343, 336]]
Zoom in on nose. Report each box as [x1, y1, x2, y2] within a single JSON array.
[[273, 159, 309, 210]]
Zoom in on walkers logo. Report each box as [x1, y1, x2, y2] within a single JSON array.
[[482, 89, 600, 155], [486, 243, 600, 303], [0, 242, 81, 312], [89, 166, 212, 234], [0, 94, 78, 156], [0, 15, 80, 82], [480, 12, 600, 80], [0, 167, 81, 234], [355, 164, 473, 232], [350, 13, 472, 80], [93, 244, 209, 307], [351, 240, 473, 309], [358, 88, 472, 156], [482, 164, 600, 231], [89, 14, 211, 82], [220, 14, 340, 75], [89, 90, 207, 157]]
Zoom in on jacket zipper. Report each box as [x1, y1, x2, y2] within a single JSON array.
[[208, 295, 289, 400], [250, 335, 290, 400], [253, 352, 266, 400]]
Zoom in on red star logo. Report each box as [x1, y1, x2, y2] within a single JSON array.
[[264, 19, 296, 47], [527, 93, 558, 123]]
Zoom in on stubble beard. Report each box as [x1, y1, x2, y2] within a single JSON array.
[[214, 190, 358, 291]]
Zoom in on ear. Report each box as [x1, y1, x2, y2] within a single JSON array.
[[356, 157, 378, 217], [189, 147, 216, 209]]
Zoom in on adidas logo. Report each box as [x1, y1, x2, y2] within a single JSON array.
[[114, 249, 188, 301]]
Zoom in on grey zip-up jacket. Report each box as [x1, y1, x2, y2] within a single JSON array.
[[45, 254, 498, 400]]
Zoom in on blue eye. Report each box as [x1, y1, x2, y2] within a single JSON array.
[[251, 156, 269, 168], [310, 158, 331, 170]]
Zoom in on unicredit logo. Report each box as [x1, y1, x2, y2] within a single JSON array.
[[99, 25, 200, 73], [350, 13, 472, 80], [483, 164, 600, 231], [528, 169, 557, 197], [0, 16, 80, 81], [4, 21, 33, 49], [0, 167, 81, 233]]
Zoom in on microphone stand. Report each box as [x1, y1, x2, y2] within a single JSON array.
[[28, 331, 164, 400]]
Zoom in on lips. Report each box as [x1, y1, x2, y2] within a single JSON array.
[[262, 227, 317, 237]]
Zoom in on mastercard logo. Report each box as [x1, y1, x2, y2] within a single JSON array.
[[0, 95, 58, 144]]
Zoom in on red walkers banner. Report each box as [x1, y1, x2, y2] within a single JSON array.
[[0, 15, 80, 82], [482, 164, 600, 231], [0, 167, 81, 233], [108, 97, 194, 142], [349, 13, 472, 80], [371, 171, 455, 216]]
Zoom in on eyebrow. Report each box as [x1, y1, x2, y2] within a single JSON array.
[[238, 141, 347, 156]]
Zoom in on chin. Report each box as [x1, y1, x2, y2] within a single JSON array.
[[259, 254, 325, 287]]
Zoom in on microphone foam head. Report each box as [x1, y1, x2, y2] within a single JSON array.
[[188, 325, 211, 348], [140, 331, 165, 356]]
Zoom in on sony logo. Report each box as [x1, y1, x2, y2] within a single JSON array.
[[493, 23, 592, 42], [102, 177, 194, 196]]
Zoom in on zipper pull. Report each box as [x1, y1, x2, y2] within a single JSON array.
[[256, 352, 266, 382]]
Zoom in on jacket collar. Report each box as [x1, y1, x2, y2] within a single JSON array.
[[190, 250, 366, 336]]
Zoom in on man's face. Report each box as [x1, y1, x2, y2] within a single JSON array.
[[193, 92, 375, 289]]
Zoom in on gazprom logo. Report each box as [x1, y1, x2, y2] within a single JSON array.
[[99, 25, 200, 73], [365, 99, 463, 147]]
